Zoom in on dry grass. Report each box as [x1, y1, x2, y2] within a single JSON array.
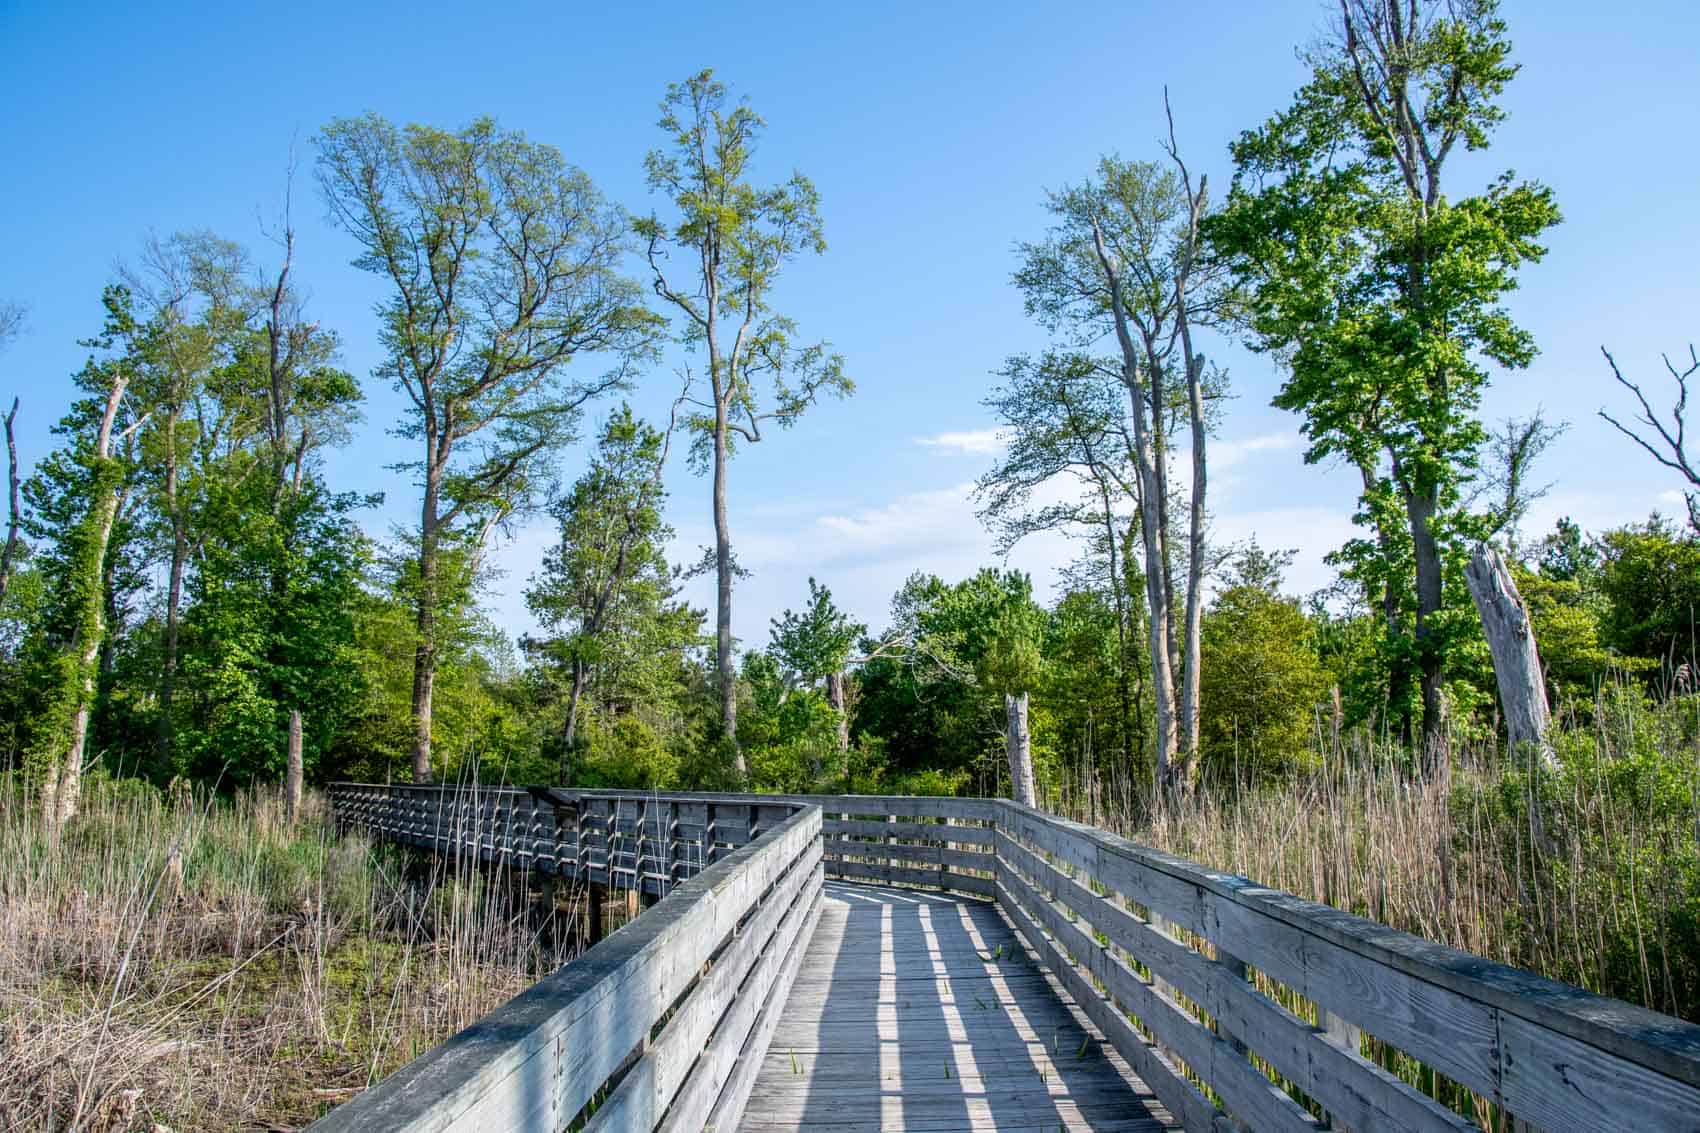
[[0, 777, 579, 1132], [1068, 689, 1700, 1019]]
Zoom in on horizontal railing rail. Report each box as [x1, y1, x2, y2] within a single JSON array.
[[994, 801, 1700, 1133], [310, 791, 821, 1133], [323, 784, 1700, 1132], [328, 782, 998, 897]]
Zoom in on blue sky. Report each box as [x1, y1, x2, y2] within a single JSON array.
[[2, 0, 1697, 649]]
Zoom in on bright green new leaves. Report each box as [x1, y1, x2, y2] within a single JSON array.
[[769, 578, 864, 689], [636, 70, 850, 466]]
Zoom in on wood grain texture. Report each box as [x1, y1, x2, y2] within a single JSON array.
[[738, 879, 1177, 1132], [308, 802, 821, 1133]]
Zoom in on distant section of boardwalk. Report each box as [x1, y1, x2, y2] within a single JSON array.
[[742, 881, 1174, 1132]]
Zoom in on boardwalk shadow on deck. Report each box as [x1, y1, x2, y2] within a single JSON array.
[[742, 881, 1173, 1132]]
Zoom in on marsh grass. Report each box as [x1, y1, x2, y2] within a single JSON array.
[[0, 775, 578, 1132], [1051, 686, 1700, 1126]]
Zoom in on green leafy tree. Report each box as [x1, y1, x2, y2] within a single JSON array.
[[316, 114, 659, 782], [1199, 547, 1330, 783], [636, 70, 852, 771], [1211, 0, 1561, 768], [903, 569, 1047, 804], [978, 352, 1142, 774], [176, 480, 368, 787], [525, 405, 700, 782], [23, 287, 149, 828], [769, 577, 865, 767], [1013, 147, 1230, 790], [1597, 519, 1700, 676]]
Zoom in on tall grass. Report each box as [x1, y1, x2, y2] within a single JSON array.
[[0, 775, 581, 1132], [1066, 687, 1700, 1022]]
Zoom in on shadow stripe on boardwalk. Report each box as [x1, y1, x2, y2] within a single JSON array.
[[740, 880, 1176, 1133]]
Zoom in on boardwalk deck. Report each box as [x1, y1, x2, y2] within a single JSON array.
[[740, 881, 1175, 1133]]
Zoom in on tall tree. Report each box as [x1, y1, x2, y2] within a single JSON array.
[[122, 233, 253, 766], [1, 303, 26, 608], [30, 288, 146, 828], [769, 577, 865, 764], [977, 351, 1139, 773], [0, 397, 19, 607], [526, 404, 683, 781], [636, 69, 851, 773], [1014, 148, 1227, 791], [317, 115, 658, 782], [1212, 0, 1560, 768]]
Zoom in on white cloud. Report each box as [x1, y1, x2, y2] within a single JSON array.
[[915, 429, 1006, 456], [1209, 431, 1299, 470], [1209, 507, 1360, 597]]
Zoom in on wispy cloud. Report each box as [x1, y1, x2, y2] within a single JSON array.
[[1209, 431, 1300, 470], [915, 429, 1006, 455]]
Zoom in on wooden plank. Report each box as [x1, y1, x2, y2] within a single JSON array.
[[1498, 1009, 1700, 1131], [584, 844, 822, 1131], [308, 805, 821, 1133], [997, 801, 1700, 1099], [996, 877, 1216, 1133], [657, 866, 822, 1133], [998, 855, 1319, 1133], [697, 887, 824, 1133], [824, 818, 994, 845], [739, 881, 1177, 1133], [997, 830, 1473, 1133]]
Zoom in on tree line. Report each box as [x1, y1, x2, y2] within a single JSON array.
[[3, 4, 1698, 831]]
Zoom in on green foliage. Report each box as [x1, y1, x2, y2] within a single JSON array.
[[176, 483, 369, 787], [769, 577, 863, 687], [1199, 582, 1331, 782], [636, 69, 851, 472], [1597, 519, 1700, 674], [1210, 0, 1561, 746], [524, 405, 704, 781]]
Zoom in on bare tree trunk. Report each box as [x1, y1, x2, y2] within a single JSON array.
[[1464, 544, 1554, 765], [1126, 386, 1178, 788], [284, 708, 304, 825], [1403, 478, 1448, 775], [1091, 220, 1180, 792], [1164, 101, 1210, 789], [560, 659, 587, 784], [411, 465, 440, 784], [0, 398, 19, 606], [1005, 691, 1035, 807], [1177, 353, 1207, 783], [46, 378, 129, 830], [826, 669, 850, 757], [1356, 457, 1415, 745], [712, 406, 743, 774]]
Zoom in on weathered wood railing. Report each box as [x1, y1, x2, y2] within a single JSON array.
[[994, 801, 1700, 1132], [327, 782, 997, 897], [312, 790, 822, 1133], [322, 785, 1700, 1132]]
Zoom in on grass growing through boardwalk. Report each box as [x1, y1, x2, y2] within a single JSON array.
[[0, 777, 573, 1131]]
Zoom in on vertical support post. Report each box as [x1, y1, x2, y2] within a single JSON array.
[[1217, 949, 1251, 1058], [284, 709, 303, 826], [587, 882, 605, 946], [1319, 1005, 1364, 1133]]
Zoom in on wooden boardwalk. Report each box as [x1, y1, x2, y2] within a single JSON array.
[[317, 786, 1700, 1133], [741, 881, 1175, 1132]]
